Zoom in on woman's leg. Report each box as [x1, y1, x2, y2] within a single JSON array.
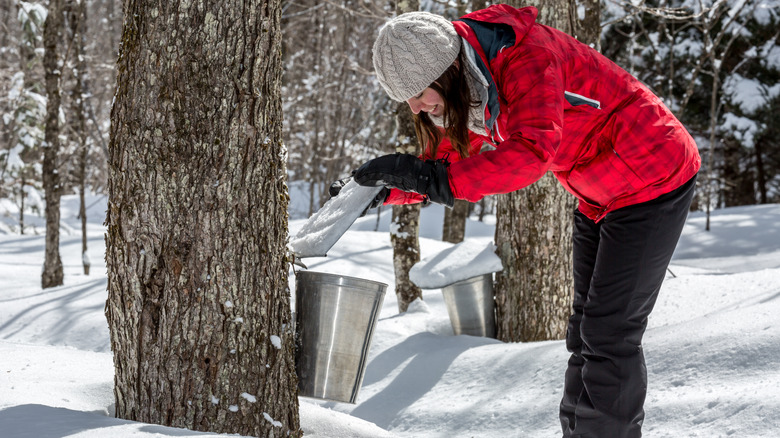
[[561, 176, 696, 438], [560, 208, 601, 436]]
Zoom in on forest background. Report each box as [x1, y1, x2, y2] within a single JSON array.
[[1, 0, 778, 234]]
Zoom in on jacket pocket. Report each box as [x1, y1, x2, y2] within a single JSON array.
[[565, 136, 645, 208]]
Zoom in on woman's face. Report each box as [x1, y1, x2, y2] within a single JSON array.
[[406, 87, 444, 117]]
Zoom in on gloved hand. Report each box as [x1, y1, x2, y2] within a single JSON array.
[[328, 177, 390, 216], [329, 177, 350, 198], [361, 187, 390, 216], [352, 153, 454, 207]]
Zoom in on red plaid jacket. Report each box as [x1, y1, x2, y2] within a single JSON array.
[[386, 5, 701, 222]]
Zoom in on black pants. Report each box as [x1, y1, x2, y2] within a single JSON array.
[[560, 176, 696, 438]]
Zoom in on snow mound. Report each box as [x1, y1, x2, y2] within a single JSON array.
[[409, 239, 502, 289], [300, 401, 397, 437]]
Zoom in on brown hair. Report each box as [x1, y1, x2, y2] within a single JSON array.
[[413, 51, 478, 160]]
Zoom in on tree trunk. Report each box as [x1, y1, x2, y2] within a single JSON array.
[[390, 0, 423, 313], [391, 104, 422, 312], [41, 0, 64, 289], [105, 1, 301, 436], [754, 136, 767, 204], [722, 135, 756, 207], [442, 199, 469, 243], [392, 203, 423, 312], [19, 174, 26, 235], [79, 174, 89, 275], [705, 64, 720, 231], [495, 174, 574, 341], [494, 0, 585, 342], [570, 0, 600, 51], [68, 0, 90, 276]]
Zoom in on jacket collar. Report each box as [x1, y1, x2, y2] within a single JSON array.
[[453, 6, 538, 138], [458, 29, 501, 134]]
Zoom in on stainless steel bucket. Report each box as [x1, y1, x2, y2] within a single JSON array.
[[294, 271, 386, 403], [441, 274, 496, 338]]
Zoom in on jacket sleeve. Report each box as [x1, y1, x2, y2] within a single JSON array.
[[447, 43, 565, 202], [384, 130, 487, 205]]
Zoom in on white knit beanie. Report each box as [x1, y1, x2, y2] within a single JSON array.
[[372, 12, 461, 102]]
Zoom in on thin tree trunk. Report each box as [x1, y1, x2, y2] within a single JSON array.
[[105, 1, 301, 435], [754, 137, 767, 204], [392, 203, 423, 312], [79, 172, 89, 275], [705, 65, 720, 231], [19, 174, 26, 235], [0, 1, 11, 50], [442, 199, 469, 243], [456, 0, 468, 16], [391, 104, 422, 312], [391, 0, 423, 313], [477, 197, 488, 222], [307, 9, 325, 214], [570, 0, 600, 51], [68, 0, 90, 275], [41, 0, 64, 289]]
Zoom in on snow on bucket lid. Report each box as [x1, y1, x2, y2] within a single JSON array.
[[289, 180, 383, 259], [409, 239, 503, 289]]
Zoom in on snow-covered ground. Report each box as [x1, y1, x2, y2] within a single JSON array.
[[2, 193, 779, 437]]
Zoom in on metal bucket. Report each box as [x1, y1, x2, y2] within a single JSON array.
[[441, 274, 496, 338], [294, 271, 386, 403]]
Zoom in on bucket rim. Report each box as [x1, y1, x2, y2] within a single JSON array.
[[440, 273, 493, 289], [296, 270, 388, 289]]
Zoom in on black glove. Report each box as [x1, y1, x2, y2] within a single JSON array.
[[353, 153, 455, 207], [360, 187, 390, 217], [329, 177, 350, 198]]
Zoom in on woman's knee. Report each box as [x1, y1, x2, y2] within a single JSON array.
[[580, 316, 642, 359]]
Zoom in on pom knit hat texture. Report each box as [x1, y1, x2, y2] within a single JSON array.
[[372, 12, 461, 102]]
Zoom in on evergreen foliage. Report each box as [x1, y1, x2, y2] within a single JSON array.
[[601, 0, 780, 206]]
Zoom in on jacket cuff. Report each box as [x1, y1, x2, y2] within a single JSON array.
[[385, 188, 427, 205]]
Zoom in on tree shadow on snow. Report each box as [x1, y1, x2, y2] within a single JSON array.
[[0, 404, 226, 437], [347, 332, 499, 429], [0, 404, 118, 438], [0, 277, 108, 351]]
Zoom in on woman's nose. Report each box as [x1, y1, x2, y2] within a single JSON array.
[[407, 98, 422, 115]]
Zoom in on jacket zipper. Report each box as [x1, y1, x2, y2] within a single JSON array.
[[492, 120, 505, 143]]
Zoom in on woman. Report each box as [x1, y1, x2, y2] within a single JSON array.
[[352, 5, 700, 438]]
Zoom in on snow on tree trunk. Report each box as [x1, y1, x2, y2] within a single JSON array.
[[104, 1, 301, 436], [41, 0, 63, 289]]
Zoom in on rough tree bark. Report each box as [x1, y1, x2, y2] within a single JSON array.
[[494, 174, 574, 341], [105, 0, 301, 436], [391, 201, 422, 312], [494, 0, 592, 342], [392, 100, 423, 312], [41, 0, 64, 289], [390, 0, 423, 313]]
